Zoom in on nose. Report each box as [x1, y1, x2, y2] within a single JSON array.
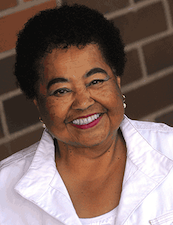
[[72, 88, 95, 110]]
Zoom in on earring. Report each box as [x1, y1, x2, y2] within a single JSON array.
[[122, 95, 126, 109], [39, 117, 46, 128]]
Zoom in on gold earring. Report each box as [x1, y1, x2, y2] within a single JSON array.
[[122, 95, 126, 109]]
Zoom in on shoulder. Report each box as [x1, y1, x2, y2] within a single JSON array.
[[0, 141, 39, 174], [0, 142, 39, 196], [129, 118, 173, 133], [128, 118, 173, 159]]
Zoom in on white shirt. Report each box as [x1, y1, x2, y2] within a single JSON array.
[[1, 115, 173, 225], [80, 207, 117, 225]]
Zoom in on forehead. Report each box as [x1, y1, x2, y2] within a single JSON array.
[[41, 44, 111, 81]]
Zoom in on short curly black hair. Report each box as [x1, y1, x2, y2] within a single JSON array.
[[15, 4, 126, 100]]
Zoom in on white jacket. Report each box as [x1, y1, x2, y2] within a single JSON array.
[[0, 115, 173, 225]]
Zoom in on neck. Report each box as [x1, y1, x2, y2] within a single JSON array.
[[55, 130, 127, 218], [55, 129, 126, 182]]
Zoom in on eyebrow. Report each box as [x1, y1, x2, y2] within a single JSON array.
[[84, 68, 108, 78], [47, 67, 108, 90], [47, 77, 69, 90]]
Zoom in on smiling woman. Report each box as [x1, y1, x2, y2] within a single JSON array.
[[1, 4, 173, 225], [34, 44, 124, 150]]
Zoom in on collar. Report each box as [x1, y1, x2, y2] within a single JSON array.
[[14, 129, 81, 225], [115, 115, 173, 225], [15, 115, 173, 225]]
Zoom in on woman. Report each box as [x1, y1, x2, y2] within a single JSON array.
[[0, 4, 173, 225]]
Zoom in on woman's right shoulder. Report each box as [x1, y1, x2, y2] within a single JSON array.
[[0, 141, 39, 171]]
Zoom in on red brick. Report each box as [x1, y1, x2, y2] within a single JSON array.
[[10, 127, 43, 154], [23, 0, 33, 2], [143, 35, 173, 75], [0, 0, 57, 53], [0, 55, 17, 95], [3, 94, 39, 133], [168, 0, 173, 23], [63, 0, 129, 14], [156, 111, 173, 127], [122, 50, 142, 86], [125, 73, 173, 119], [0, 0, 17, 11], [113, 2, 167, 45], [0, 143, 11, 161]]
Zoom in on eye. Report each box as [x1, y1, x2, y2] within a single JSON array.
[[87, 79, 105, 87], [52, 88, 71, 97]]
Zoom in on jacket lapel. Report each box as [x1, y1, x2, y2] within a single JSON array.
[[14, 116, 173, 225], [14, 129, 82, 225], [115, 116, 173, 225]]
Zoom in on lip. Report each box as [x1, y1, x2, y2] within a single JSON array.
[[71, 113, 103, 129]]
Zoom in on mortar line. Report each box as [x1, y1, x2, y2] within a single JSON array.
[[162, 0, 173, 30], [141, 104, 173, 122], [0, 89, 22, 102], [122, 65, 173, 93], [0, 0, 56, 18], [105, 0, 161, 20], [125, 29, 173, 52], [0, 100, 10, 138], [56, 0, 62, 7], [0, 122, 42, 145], [0, 49, 16, 61], [17, 0, 24, 5], [137, 46, 148, 78], [0, 0, 162, 20]]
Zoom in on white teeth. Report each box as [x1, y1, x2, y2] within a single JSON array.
[[72, 113, 100, 125], [92, 115, 96, 120], [83, 118, 87, 124], [73, 119, 80, 125], [88, 117, 92, 123]]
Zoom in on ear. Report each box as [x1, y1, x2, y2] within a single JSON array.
[[116, 76, 121, 89]]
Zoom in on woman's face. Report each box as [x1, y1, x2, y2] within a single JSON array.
[[34, 44, 124, 148]]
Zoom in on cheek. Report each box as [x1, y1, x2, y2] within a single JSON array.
[[91, 83, 122, 110], [38, 98, 68, 126], [108, 80, 123, 105], [99, 83, 124, 127]]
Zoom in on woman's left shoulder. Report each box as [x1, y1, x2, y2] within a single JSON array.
[[130, 118, 173, 159], [130, 118, 173, 134]]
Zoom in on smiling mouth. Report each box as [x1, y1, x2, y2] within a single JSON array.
[[72, 113, 102, 125]]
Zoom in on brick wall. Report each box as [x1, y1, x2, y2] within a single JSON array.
[[0, 0, 173, 160]]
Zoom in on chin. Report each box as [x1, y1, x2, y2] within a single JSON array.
[[74, 131, 111, 148]]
